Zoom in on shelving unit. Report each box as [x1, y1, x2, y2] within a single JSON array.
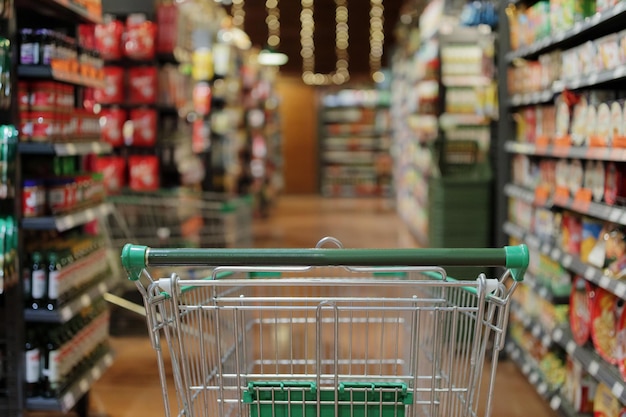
[[318, 88, 392, 198], [0, 0, 122, 416], [505, 341, 580, 417], [498, 0, 626, 411]]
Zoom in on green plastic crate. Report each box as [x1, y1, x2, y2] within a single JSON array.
[[243, 381, 413, 417]]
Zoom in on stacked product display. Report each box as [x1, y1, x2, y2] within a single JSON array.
[[0, 0, 120, 415], [500, 0, 626, 414], [240, 62, 283, 215], [319, 88, 392, 198], [391, 0, 498, 248]]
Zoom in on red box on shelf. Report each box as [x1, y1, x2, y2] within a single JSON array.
[[95, 18, 124, 60], [100, 108, 126, 147], [156, 3, 178, 53], [95, 67, 124, 104], [124, 14, 156, 60], [78, 24, 97, 51], [128, 67, 157, 104], [94, 156, 126, 194], [129, 108, 157, 147], [129, 155, 159, 191]]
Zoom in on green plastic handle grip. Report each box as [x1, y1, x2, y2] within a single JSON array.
[[121, 243, 528, 282]]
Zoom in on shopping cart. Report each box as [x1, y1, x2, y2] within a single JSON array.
[[121, 237, 528, 417], [106, 189, 253, 251]]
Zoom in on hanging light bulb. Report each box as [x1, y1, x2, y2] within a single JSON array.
[[258, 0, 288, 66], [300, 0, 349, 85]]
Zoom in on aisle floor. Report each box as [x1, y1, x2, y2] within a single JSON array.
[[89, 196, 557, 417]]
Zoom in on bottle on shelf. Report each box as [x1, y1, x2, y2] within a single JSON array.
[[30, 251, 46, 310], [24, 328, 40, 398], [46, 252, 59, 311], [42, 327, 61, 398]]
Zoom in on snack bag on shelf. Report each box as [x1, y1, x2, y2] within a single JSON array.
[[591, 287, 621, 365], [570, 276, 594, 345]]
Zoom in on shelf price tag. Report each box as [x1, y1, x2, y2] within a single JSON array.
[[535, 135, 550, 151], [553, 186, 570, 206], [553, 136, 571, 149], [573, 188, 592, 212], [534, 186, 551, 207]]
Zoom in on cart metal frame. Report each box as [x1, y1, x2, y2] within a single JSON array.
[[121, 239, 528, 417]]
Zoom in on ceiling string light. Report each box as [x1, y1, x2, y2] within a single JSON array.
[[370, 0, 385, 82], [258, 0, 288, 66], [231, 0, 245, 29], [301, 0, 350, 85]]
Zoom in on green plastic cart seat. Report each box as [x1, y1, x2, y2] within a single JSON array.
[[244, 381, 413, 417]]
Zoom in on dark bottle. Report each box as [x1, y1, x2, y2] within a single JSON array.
[[46, 252, 60, 311], [24, 328, 40, 398], [42, 328, 61, 398], [30, 252, 47, 310], [19, 29, 39, 65], [30, 252, 48, 310]]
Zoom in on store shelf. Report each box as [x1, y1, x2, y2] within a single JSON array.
[[441, 75, 492, 87], [505, 182, 626, 227], [504, 221, 626, 300], [18, 141, 112, 156], [505, 341, 579, 417], [552, 326, 626, 405], [509, 89, 554, 107], [510, 302, 555, 347], [439, 113, 490, 128], [505, 141, 626, 161], [555, 64, 626, 91], [25, 276, 113, 323], [18, 65, 105, 89], [505, 2, 626, 61], [22, 202, 114, 232], [524, 272, 571, 304], [26, 350, 113, 412]]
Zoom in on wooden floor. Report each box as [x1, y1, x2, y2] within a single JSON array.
[[88, 196, 557, 417]]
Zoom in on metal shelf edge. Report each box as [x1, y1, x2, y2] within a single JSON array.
[[22, 203, 114, 232], [18, 141, 112, 156]]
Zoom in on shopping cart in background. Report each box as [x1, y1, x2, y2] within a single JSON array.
[[102, 190, 253, 334], [107, 189, 253, 251], [121, 237, 528, 417]]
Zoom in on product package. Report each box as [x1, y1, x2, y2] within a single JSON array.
[[129, 155, 159, 191], [129, 108, 157, 147]]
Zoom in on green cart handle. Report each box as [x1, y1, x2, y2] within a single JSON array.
[[121, 244, 528, 283]]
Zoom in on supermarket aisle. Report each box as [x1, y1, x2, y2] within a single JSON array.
[[89, 196, 556, 417]]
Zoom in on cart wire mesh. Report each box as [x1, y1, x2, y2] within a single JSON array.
[[122, 240, 528, 417]]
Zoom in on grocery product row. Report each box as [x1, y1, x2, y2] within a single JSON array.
[[23, 232, 110, 313], [319, 88, 392, 198], [25, 301, 109, 399], [507, 0, 615, 54], [511, 153, 626, 206]]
